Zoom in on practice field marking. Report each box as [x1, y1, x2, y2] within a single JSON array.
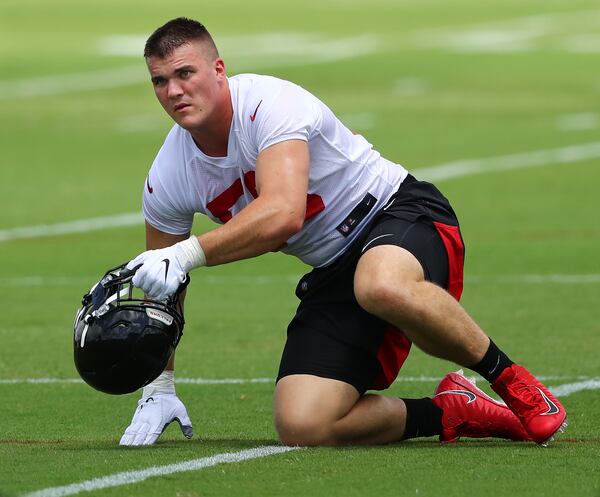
[[556, 112, 600, 131], [0, 65, 147, 99], [549, 379, 600, 397], [5, 7, 599, 101], [98, 32, 379, 63], [2, 140, 600, 243], [0, 212, 143, 243], [2, 273, 600, 288], [415, 141, 600, 182], [411, 8, 600, 54], [392, 77, 427, 97], [0, 33, 378, 100], [3, 9, 599, 101], [1, 375, 597, 386], [467, 274, 600, 284], [21, 445, 299, 497]]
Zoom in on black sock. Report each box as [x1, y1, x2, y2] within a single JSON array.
[[469, 339, 513, 382], [400, 398, 442, 440]]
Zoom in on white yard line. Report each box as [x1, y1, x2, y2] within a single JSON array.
[[0, 65, 147, 99], [2, 140, 600, 243], [3, 273, 600, 287], [549, 379, 600, 397], [1, 34, 378, 100], [410, 9, 600, 54], [0, 375, 596, 386], [21, 446, 298, 497], [0, 212, 143, 242], [555, 112, 600, 131], [4, 7, 599, 101], [3, 9, 599, 101], [414, 141, 600, 182], [467, 274, 600, 284]]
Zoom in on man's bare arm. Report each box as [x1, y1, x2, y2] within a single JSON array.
[[127, 139, 309, 299], [198, 139, 310, 266]]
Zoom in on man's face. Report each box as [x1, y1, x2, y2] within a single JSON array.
[[146, 42, 226, 130]]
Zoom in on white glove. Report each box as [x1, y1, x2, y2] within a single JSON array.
[[127, 236, 206, 300], [119, 372, 193, 446]]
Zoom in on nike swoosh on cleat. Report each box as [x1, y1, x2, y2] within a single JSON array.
[[536, 387, 560, 415], [161, 258, 170, 282], [436, 389, 477, 404]]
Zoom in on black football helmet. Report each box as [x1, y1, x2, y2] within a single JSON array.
[[73, 262, 188, 395]]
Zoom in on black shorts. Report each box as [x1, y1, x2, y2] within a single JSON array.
[[276, 175, 465, 394]]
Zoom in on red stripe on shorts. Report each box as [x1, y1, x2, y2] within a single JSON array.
[[371, 221, 465, 390], [371, 327, 412, 391], [433, 221, 465, 301]]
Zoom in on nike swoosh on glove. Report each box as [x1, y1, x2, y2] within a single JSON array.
[[119, 393, 193, 446], [127, 246, 187, 300]]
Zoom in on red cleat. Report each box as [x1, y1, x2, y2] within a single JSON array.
[[491, 364, 567, 446], [432, 370, 531, 443]]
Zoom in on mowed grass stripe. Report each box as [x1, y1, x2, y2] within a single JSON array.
[[2, 141, 600, 242], [22, 446, 299, 497]]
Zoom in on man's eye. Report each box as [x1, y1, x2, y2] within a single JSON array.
[[180, 70, 191, 78]]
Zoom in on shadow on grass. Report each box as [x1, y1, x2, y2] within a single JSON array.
[[59, 437, 283, 452]]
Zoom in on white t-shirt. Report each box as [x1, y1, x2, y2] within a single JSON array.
[[143, 74, 408, 267]]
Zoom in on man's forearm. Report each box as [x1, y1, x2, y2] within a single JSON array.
[[198, 196, 303, 266]]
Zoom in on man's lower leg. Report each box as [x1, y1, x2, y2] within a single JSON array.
[[359, 279, 567, 445], [467, 338, 513, 382], [400, 398, 442, 440]]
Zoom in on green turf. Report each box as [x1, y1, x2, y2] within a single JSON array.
[[1, 0, 600, 496]]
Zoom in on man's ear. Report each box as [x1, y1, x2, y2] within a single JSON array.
[[214, 58, 227, 79]]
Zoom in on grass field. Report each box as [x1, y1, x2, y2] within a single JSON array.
[[1, 0, 600, 496]]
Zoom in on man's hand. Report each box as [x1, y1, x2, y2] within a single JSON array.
[[127, 246, 186, 300], [127, 236, 205, 300], [119, 393, 194, 446]]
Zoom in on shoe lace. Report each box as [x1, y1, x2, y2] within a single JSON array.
[[508, 379, 544, 412]]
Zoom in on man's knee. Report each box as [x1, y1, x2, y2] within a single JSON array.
[[355, 273, 424, 323], [354, 246, 424, 319], [355, 278, 412, 317], [274, 410, 333, 446], [273, 374, 360, 446]]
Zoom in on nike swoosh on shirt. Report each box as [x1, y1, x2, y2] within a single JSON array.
[[250, 100, 263, 122], [161, 258, 170, 282], [147, 178, 153, 194]]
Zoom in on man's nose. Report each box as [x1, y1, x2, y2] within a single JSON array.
[[167, 80, 184, 99]]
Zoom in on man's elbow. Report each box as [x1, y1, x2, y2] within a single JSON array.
[[267, 211, 304, 243]]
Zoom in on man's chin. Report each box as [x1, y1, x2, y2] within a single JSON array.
[[172, 116, 199, 130]]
